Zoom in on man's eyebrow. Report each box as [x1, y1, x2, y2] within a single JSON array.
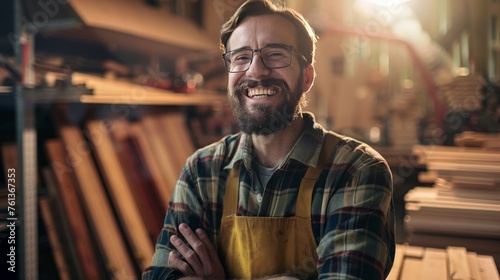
[[228, 46, 253, 53], [229, 43, 291, 52], [265, 43, 291, 48]]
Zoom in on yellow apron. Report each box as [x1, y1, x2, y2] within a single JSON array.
[[218, 133, 339, 279]]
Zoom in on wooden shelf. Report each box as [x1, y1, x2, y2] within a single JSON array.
[[23, 0, 218, 58], [15, 87, 226, 106], [79, 91, 227, 106], [23, 71, 228, 105]]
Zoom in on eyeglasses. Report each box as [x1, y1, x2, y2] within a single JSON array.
[[222, 44, 307, 73]]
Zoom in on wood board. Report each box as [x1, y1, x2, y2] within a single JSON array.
[[45, 139, 103, 280], [39, 197, 72, 280], [85, 119, 154, 271], [388, 244, 500, 280], [128, 122, 171, 208], [54, 109, 137, 279], [141, 114, 180, 192], [107, 119, 165, 243]]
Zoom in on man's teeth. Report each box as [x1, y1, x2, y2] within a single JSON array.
[[247, 88, 277, 98]]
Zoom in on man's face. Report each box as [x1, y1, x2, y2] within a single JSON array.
[[226, 14, 308, 135]]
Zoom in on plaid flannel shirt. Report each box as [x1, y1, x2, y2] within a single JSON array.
[[143, 112, 395, 280]]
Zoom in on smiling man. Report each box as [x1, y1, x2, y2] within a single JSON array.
[[142, 1, 395, 279]]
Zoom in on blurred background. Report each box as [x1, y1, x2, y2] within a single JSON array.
[[0, 0, 499, 279]]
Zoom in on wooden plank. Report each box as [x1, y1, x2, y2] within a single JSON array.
[[111, 129, 165, 243], [54, 111, 137, 279], [109, 117, 168, 207], [164, 112, 195, 165], [41, 167, 86, 280], [407, 187, 500, 206], [447, 246, 472, 280], [39, 197, 72, 280], [156, 113, 185, 178], [477, 255, 500, 280], [45, 140, 103, 280], [454, 132, 500, 149], [412, 145, 500, 165], [44, 72, 226, 106], [405, 233, 500, 263], [129, 122, 171, 208], [85, 119, 154, 271], [387, 244, 407, 280], [399, 255, 423, 280], [420, 248, 447, 280], [141, 114, 179, 190], [467, 252, 483, 280], [405, 246, 425, 258]]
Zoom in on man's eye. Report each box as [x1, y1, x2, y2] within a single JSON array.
[[233, 55, 251, 62], [266, 51, 286, 59]]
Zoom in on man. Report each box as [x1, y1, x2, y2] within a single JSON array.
[[143, 0, 395, 279]]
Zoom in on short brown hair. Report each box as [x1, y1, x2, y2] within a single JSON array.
[[220, 0, 318, 66]]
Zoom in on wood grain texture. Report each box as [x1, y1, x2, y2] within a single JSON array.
[[85, 119, 154, 271], [161, 112, 195, 169], [421, 248, 447, 280], [45, 139, 103, 280], [141, 114, 179, 192], [477, 255, 500, 280], [123, 136, 165, 242], [467, 252, 483, 280], [447, 246, 472, 280], [54, 110, 137, 279], [39, 197, 72, 280], [129, 122, 171, 208]]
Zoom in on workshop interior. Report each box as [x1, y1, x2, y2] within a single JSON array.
[[0, 0, 499, 279]]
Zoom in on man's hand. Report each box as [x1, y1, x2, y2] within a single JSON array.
[[168, 223, 225, 279]]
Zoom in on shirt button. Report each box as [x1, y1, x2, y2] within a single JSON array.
[[257, 194, 263, 203]]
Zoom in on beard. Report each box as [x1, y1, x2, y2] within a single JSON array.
[[228, 74, 306, 136]]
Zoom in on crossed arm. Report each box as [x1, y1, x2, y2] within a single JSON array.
[[167, 223, 299, 280]]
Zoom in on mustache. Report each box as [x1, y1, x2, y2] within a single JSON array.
[[235, 78, 289, 93]]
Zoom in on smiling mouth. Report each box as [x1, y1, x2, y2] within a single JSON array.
[[246, 86, 281, 98]]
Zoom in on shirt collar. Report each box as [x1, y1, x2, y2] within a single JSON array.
[[287, 112, 326, 168], [225, 112, 327, 171]]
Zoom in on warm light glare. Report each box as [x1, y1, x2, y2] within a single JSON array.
[[369, 127, 381, 143], [402, 79, 414, 89], [363, 0, 410, 8], [457, 67, 470, 76]]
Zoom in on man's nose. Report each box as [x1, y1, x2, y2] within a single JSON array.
[[245, 53, 271, 78]]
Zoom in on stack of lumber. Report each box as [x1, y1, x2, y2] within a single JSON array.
[[387, 244, 500, 280], [39, 106, 195, 279], [440, 75, 484, 112], [405, 187, 500, 238], [455, 131, 500, 149], [42, 71, 225, 105], [406, 145, 500, 267], [412, 144, 500, 187]]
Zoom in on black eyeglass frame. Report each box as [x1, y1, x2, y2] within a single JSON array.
[[221, 44, 308, 73]]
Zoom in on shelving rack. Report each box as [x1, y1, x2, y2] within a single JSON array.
[[15, 89, 226, 279], [9, 1, 225, 279], [15, 87, 225, 279]]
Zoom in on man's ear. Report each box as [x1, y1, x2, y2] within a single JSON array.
[[302, 64, 315, 93]]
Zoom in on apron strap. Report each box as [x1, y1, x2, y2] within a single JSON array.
[[222, 166, 240, 217], [295, 132, 341, 219]]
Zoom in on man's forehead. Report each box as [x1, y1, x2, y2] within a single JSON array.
[[228, 14, 296, 49]]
